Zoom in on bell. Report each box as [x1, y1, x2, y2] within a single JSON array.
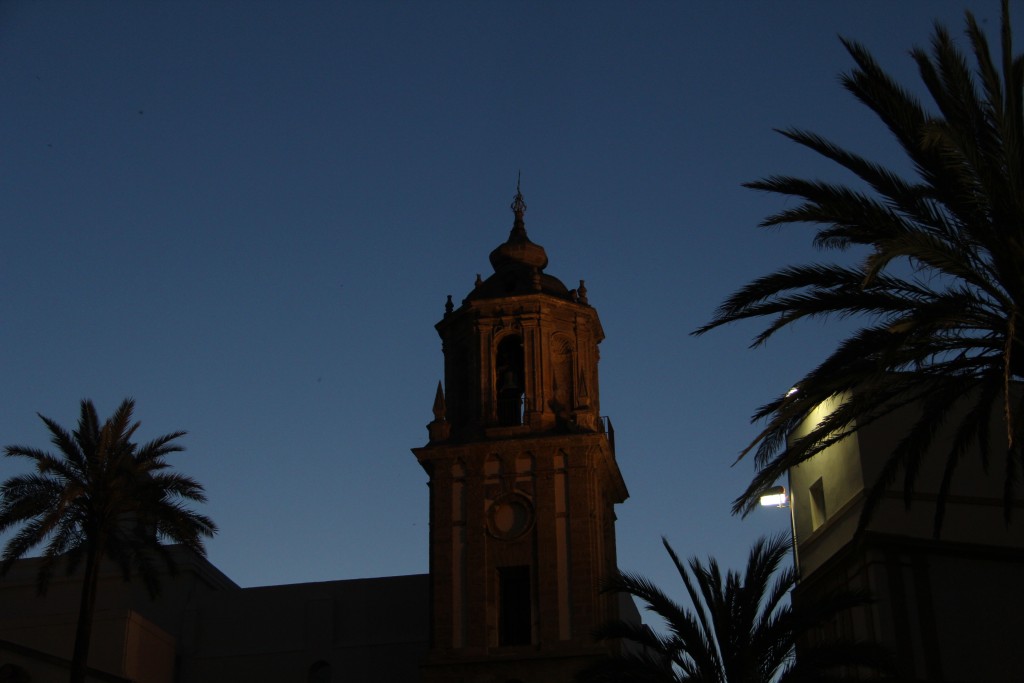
[[501, 370, 520, 392]]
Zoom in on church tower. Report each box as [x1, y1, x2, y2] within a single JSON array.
[[414, 187, 628, 683]]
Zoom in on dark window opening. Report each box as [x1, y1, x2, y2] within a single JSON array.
[[810, 478, 826, 530], [308, 661, 331, 683], [0, 664, 31, 683], [496, 336, 525, 425], [499, 565, 532, 646]]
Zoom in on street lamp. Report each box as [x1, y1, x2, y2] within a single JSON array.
[[759, 485, 788, 507], [757, 484, 800, 581]]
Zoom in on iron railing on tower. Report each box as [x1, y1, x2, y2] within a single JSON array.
[[601, 416, 615, 455]]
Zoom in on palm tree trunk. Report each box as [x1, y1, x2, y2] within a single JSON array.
[[69, 545, 102, 683]]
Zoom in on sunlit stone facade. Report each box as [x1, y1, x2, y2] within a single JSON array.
[[789, 392, 1024, 682]]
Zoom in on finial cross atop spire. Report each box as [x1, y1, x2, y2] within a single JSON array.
[[511, 171, 527, 218]]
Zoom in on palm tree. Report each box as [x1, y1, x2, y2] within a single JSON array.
[[577, 535, 892, 683], [694, 1, 1024, 532], [0, 398, 217, 683]]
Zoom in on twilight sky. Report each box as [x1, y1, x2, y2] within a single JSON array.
[[2, 1, 1016, 599]]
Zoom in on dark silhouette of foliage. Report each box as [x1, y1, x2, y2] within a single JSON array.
[[577, 535, 893, 683], [0, 398, 216, 683], [694, 1, 1024, 532]]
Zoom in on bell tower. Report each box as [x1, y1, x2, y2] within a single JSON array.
[[414, 187, 628, 683]]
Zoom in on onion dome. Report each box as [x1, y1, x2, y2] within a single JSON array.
[[467, 184, 573, 302], [488, 189, 548, 271]]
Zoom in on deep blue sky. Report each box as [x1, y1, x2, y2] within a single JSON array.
[[2, 1, 1015, 599]]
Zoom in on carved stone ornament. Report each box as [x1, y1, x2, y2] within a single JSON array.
[[485, 493, 535, 541]]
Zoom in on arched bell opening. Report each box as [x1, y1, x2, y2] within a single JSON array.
[[495, 334, 525, 426]]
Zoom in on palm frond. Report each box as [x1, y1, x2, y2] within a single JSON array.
[[591, 535, 890, 682], [696, 2, 1024, 532], [0, 397, 216, 583]]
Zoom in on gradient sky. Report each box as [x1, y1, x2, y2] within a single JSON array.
[[2, 1, 1016, 601]]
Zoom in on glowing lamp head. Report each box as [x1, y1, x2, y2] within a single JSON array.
[[759, 485, 788, 507]]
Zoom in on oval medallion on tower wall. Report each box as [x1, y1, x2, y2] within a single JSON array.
[[485, 493, 535, 541]]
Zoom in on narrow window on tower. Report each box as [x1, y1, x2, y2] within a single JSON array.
[[496, 335, 525, 425], [498, 565, 532, 646]]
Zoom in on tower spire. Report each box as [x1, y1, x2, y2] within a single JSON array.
[[510, 172, 527, 235]]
